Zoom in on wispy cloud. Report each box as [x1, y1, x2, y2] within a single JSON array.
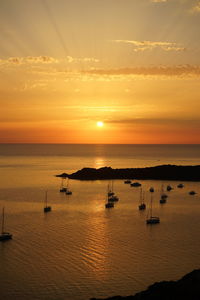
[[2, 56, 58, 65], [0, 55, 100, 66], [150, 0, 168, 2], [106, 117, 200, 128], [66, 56, 99, 63], [83, 65, 200, 78], [190, 1, 200, 13], [113, 39, 186, 52]]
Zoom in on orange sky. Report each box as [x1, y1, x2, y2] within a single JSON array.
[[1, 0, 200, 143]]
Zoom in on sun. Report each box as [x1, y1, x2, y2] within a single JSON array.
[[97, 121, 104, 127]]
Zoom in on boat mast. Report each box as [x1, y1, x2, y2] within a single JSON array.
[[107, 182, 110, 193], [140, 188, 142, 204], [161, 184, 164, 195], [45, 191, 48, 208], [60, 178, 63, 189], [150, 194, 153, 218], [2, 207, 4, 234]]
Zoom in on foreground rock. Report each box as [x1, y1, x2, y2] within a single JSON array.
[[56, 165, 200, 181], [91, 269, 200, 300]]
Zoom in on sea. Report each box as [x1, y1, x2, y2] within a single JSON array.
[[0, 144, 200, 300]]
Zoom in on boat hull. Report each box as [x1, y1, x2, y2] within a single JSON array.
[[105, 202, 114, 208], [0, 233, 12, 241], [139, 204, 146, 210], [44, 206, 51, 213], [146, 217, 160, 224]]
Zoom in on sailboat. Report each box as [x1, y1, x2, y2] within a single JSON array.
[[60, 177, 67, 192], [108, 181, 119, 202], [160, 184, 168, 204], [105, 193, 114, 208], [138, 188, 146, 210], [44, 191, 51, 213], [107, 182, 114, 197], [0, 207, 12, 241], [146, 194, 160, 224], [65, 178, 72, 195]]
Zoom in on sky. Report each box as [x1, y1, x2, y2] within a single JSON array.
[[0, 0, 200, 144]]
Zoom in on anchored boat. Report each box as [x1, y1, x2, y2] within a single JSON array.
[[0, 207, 12, 241]]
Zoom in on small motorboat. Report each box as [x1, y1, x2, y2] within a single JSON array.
[[189, 191, 196, 195], [177, 183, 184, 188], [124, 180, 131, 184], [131, 182, 141, 187]]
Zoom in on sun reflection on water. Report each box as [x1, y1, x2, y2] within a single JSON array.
[[94, 157, 106, 169]]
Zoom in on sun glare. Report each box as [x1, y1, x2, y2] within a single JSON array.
[[97, 121, 104, 127]]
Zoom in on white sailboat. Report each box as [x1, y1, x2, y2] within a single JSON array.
[[44, 191, 52, 213], [146, 194, 160, 224], [0, 207, 12, 241]]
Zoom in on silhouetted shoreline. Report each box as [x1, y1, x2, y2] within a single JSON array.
[[90, 269, 200, 300], [56, 164, 200, 181]]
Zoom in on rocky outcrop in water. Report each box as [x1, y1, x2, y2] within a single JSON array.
[[56, 165, 200, 181], [90, 269, 200, 300]]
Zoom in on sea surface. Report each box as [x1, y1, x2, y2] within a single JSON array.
[[0, 144, 200, 300]]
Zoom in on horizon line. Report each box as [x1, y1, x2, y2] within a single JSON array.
[[0, 143, 200, 146]]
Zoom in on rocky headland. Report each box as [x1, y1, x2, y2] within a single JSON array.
[[90, 269, 200, 300], [56, 164, 200, 181]]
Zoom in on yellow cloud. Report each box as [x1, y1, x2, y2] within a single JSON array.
[[113, 39, 186, 52], [1, 56, 58, 65], [66, 56, 99, 63], [83, 65, 200, 78], [151, 0, 168, 2], [190, 1, 200, 13]]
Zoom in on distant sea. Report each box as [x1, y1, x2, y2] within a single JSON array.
[[0, 144, 200, 300]]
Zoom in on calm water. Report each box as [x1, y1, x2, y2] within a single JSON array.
[[0, 144, 200, 300]]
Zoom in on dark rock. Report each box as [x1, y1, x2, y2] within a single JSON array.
[[55, 172, 68, 178], [56, 165, 200, 181], [90, 269, 200, 300]]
